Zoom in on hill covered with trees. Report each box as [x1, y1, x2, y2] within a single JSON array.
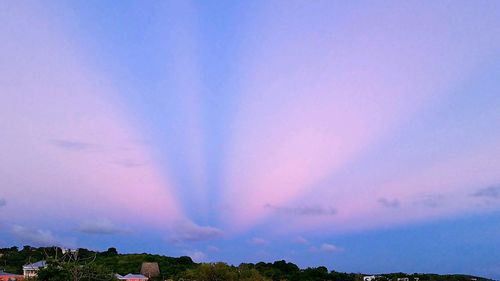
[[0, 246, 493, 281]]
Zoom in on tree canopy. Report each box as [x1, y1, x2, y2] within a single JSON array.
[[0, 246, 493, 281]]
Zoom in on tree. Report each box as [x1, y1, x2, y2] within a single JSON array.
[[185, 263, 237, 281], [238, 264, 269, 281], [103, 248, 118, 257], [37, 249, 116, 281]]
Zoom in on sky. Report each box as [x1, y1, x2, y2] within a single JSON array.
[[1, 0, 500, 279]]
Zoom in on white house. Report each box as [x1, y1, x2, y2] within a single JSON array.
[[364, 276, 376, 281], [23, 260, 47, 277]]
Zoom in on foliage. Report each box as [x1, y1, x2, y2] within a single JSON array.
[[0, 246, 494, 281], [36, 253, 116, 281]]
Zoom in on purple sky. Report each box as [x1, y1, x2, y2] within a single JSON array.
[[1, 1, 500, 279]]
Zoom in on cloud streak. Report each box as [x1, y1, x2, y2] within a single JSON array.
[[169, 221, 224, 243], [50, 139, 94, 151], [249, 237, 269, 246], [377, 198, 400, 208], [76, 218, 128, 235], [292, 236, 309, 244], [265, 204, 337, 216], [471, 185, 500, 199], [308, 243, 342, 253], [111, 159, 145, 168], [320, 243, 340, 253], [184, 250, 208, 262], [11, 225, 74, 248]]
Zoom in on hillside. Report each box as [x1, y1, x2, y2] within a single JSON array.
[[0, 246, 493, 281]]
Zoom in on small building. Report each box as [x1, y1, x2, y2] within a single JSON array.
[[23, 260, 47, 277], [115, 273, 148, 281], [140, 262, 160, 278], [397, 278, 409, 281], [364, 276, 376, 281], [0, 271, 24, 281]]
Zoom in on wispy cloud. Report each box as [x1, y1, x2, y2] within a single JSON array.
[[0, 198, 6, 207], [49, 139, 94, 151], [11, 225, 74, 247], [264, 204, 337, 216], [111, 159, 145, 168], [169, 221, 224, 243], [413, 194, 445, 208], [207, 245, 220, 252], [292, 236, 309, 244], [183, 250, 208, 262], [308, 243, 342, 253], [471, 185, 500, 199], [320, 243, 340, 253], [249, 237, 269, 246], [377, 197, 400, 208], [76, 218, 129, 235]]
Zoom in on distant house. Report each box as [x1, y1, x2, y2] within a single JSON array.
[[0, 271, 24, 281], [397, 278, 409, 281], [364, 276, 376, 281], [115, 273, 148, 281], [23, 260, 47, 277]]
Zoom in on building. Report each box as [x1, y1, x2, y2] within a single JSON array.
[[0, 271, 24, 281], [397, 278, 409, 281], [140, 262, 160, 278], [23, 260, 47, 277], [363, 276, 376, 281], [115, 273, 149, 281]]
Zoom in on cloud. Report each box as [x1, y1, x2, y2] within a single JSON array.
[[207, 245, 220, 252], [377, 197, 400, 208], [184, 250, 208, 262], [11, 225, 74, 247], [0, 198, 6, 207], [471, 185, 500, 199], [319, 243, 340, 253], [292, 236, 309, 244], [264, 204, 337, 216], [112, 159, 145, 168], [413, 194, 445, 208], [249, 237, 269, 246], [76, 218, 128, 235], [169, 221, 224, 243], [50, 139, 94, 151]]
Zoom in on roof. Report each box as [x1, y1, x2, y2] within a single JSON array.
[[0, 271, 21, 276], [23, 260, 47, 269], [123, 273, 148, 279], [140, 262, 160, 277], [115, 273, 148, 280]]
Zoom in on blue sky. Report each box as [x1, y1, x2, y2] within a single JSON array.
[[1, 1, 500, 279]]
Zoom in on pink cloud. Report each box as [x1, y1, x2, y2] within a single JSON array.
[[220, 2, 500, 231], [0, 1, 184, 227]]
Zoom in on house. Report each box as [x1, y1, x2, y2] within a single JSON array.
[[23, 260, 47, 277], [397, 278, 409, 281], [115, 273, 148, 281], [364, 276, 376, 281], [0, 271, 24, 281]]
